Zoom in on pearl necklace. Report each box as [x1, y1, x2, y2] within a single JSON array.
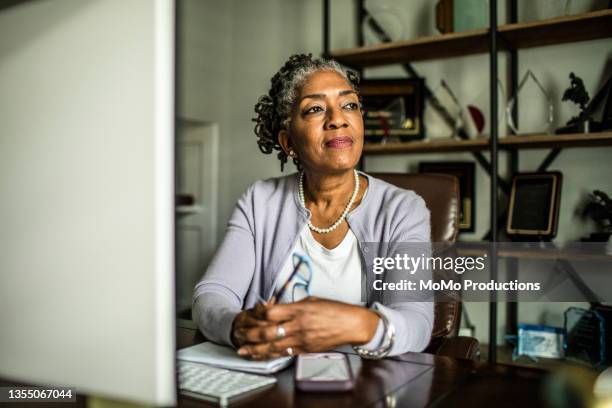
[[298, 169, 360, 234]]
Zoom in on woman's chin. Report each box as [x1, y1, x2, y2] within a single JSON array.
[[314, 162, 360, 174]]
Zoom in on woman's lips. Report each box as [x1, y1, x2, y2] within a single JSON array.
[[325, 136, 353, 149]]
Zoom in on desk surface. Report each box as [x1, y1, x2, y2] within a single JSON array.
[[177, 325, 548, 408], [0, 324, 549, 408]]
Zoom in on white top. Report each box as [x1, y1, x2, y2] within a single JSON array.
[[273, 226, 388, 351], [273, 226, 364, 306]]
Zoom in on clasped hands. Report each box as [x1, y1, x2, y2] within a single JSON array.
[[231, 296, 379, 360]]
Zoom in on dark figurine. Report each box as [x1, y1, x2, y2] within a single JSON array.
[[581, 190, 612, 242], [583, 190, 612, 230], [562, 72, 590, 112], [557, 72, 602, 134]]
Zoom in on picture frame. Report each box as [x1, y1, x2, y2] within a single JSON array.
[[419, 161, 475, 232], [506, 172, 563, 239], [435, 0, 488, 34], [360, 78, 425, 143]]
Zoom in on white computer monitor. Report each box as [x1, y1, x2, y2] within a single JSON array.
[[0, 0, 176, 405]]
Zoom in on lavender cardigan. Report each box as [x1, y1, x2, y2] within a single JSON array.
[[192, 172, 433, 355]]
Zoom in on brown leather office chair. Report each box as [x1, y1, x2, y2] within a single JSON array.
[[371, 172, 480, 361]]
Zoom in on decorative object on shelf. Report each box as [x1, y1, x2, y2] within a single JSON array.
[[436, 0, 488, 34], [431, 80, 464, 139], [565, 305, 612, 366], [507, 70, 554, 135], [556, 72, 600, 134], [419, 161, 475, 232], [580, 190, 612, 243], [516, 324, 564, 360], [359, 6, 476, 142], [591, 74, 612, 131], [360, 78, 425, 143], [428, 79, 502, 140], [435, 0, 453, 34], [363, 0, 405, 44], [464, 79, 507, 138], [466, 105, 485, 134], [559, 72, 612, 134], [506, 172, 562, 239]]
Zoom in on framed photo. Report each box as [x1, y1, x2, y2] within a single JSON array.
[[360, 78, 425, 143], [419, 161, 475, 232], [506, 172, 563, 238]]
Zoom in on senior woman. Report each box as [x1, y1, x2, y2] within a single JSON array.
[[193, 54, 432, 360]]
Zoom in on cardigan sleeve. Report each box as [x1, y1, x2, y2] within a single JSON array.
[[192, 185, 257, 347], [367, 193, 434, 355]]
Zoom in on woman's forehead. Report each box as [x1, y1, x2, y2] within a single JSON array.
[[298, 70, 353, 96]]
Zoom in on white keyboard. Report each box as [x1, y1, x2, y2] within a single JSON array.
[[178, 361, 277, 406]]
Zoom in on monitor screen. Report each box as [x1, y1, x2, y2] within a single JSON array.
[[0, 1, 176, 405]]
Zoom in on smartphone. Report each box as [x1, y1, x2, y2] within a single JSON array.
[[295, 353, 354, 392]]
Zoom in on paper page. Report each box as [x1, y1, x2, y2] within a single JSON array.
[[177, 342, 293, 374]]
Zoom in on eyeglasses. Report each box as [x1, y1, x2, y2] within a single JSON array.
[[273, 253, 312, 303]]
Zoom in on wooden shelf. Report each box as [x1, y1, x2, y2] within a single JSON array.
[[362, 132, 612, 155], [331, 9, 612, 67], [499, 9, 612, 50], [333, 29, 489, 67], [363, 138, 488, 155], [500, 132, 612, 150]]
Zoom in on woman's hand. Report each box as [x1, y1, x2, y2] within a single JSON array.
[[235, 297, 379, 360], [231, 303, 274, 347]]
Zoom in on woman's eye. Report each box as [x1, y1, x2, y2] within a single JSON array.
[[343, 102, 360, 110], [304, 106, 324, 114]]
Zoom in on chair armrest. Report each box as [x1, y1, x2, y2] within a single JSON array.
[[424, 336, 481, 361]]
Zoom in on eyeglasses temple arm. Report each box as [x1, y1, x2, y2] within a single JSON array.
[[273, 259, 304, 302]]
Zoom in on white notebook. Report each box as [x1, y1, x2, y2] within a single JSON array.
[[177, 342, 294, 374]]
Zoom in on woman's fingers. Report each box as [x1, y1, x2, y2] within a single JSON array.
[[238, 336, 304, 359], [236, 319, 301, 344], [232, 309, 274, 346], [248, 347, 303, 360], [238, 314, 270, 328], [234, 309, 269, 329], [264, 299, 311, 322], [251, 302, 270, 320]]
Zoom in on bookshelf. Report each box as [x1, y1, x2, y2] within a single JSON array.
[[324, 3, 612, 364], [331, 9, 612, 67]]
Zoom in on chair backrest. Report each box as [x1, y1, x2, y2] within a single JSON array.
[[370, 172, 461, 338]]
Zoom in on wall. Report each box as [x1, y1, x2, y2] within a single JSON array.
[[179, 0, 329, 239], [180, 0, 611, 345]]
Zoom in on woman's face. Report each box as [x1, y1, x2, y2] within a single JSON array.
[[281, 70, 364, 174]]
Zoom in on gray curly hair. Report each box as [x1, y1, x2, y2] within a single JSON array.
[[253, 54, 360, 171]]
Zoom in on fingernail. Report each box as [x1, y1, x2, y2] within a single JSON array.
[[238, 348, 247, 355]]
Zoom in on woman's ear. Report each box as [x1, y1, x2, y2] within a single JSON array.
[[278, 129, 297, 159]]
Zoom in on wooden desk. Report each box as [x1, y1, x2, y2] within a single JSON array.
[[177, 325, 548, 407], [0, 323, 548, 407]]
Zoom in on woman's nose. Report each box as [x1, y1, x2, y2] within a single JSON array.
[[324, 106, 348, 129]]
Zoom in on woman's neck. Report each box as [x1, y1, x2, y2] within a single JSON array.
[[302, 169, 356, 210]]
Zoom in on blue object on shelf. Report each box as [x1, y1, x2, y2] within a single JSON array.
[[517, 323, 564, 359]]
